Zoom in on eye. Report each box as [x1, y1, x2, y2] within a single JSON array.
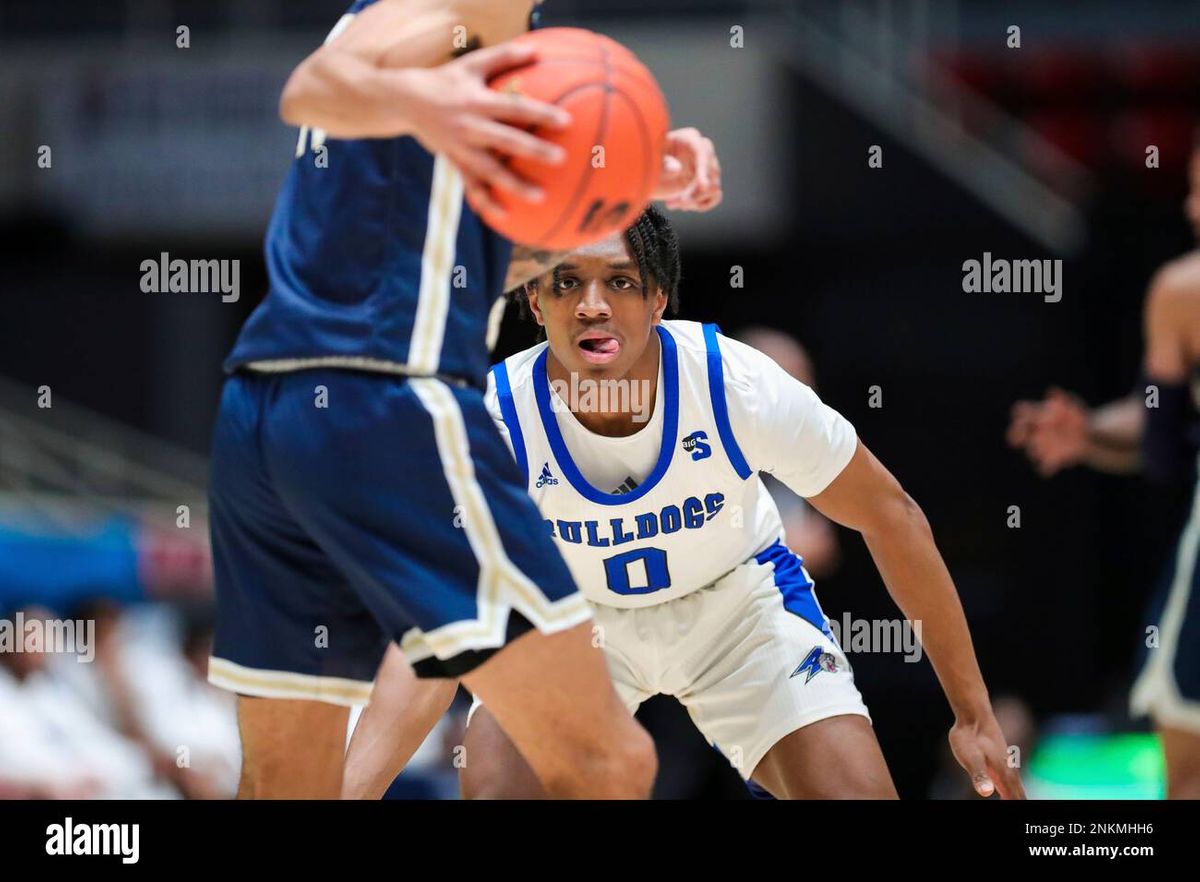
[[610, 276, 637, 290], [552, 276, 578, 293]]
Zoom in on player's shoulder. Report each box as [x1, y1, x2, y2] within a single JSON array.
[[487, 339, 549, 398], [1147, 250, 1200, 320], [1151, 251, 1200, 300], [663, 319, 776, 379]]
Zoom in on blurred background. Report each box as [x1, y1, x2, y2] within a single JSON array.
[[1, 0, 1197, 798]]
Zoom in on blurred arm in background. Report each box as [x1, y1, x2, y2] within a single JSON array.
[[1008, 254, 1200, 479], [1007, 388, 1142, 476]]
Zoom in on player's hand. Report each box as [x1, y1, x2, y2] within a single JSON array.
[[947, 713, 1026, 799], [653, 127, 722, 212], [400, 42, 572, 214], [1008, 387, 1090, 476]]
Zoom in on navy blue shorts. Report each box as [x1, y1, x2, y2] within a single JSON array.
[[207, 369, 589, 705], [1130, 491, 1200, 732]]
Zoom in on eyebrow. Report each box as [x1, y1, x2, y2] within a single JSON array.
[[557, 260, 637, 271]]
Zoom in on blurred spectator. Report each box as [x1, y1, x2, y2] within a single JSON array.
[[49, 599, 239, 798], [0, 604, 170, 798], [732, 326, 841, 579]]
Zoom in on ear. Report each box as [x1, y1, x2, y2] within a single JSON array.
[[526, 284, 546, 327], [650, 287, 668, 325]]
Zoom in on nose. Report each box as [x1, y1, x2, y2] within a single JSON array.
[[574, 280, 612, 320]]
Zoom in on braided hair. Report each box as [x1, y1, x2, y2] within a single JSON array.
[[510, 203, 682, 324]]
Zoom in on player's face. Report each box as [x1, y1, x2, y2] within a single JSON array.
[[1187, 146, 1200, 241], [529, 233, 667, 379]]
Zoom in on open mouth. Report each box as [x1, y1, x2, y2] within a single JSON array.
[[577, 334, 621, 364]]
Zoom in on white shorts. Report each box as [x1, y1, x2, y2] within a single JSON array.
[[471, 551, 871, 779]]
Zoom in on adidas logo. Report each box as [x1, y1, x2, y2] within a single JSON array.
[[611, 475, 640, 495], [535, 462, 559, 488]]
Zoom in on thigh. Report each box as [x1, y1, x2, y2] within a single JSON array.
[[676, 558, 874, 785], [752, 714, 896, 799], [459, 606, 653, 797], [265, 371, 590, 679], [235, 696, 350, 799], [342, 645, 458, 800], [208, 373, 386, 705], [461, 621, 654, 798], [460, 703, 547, 799]]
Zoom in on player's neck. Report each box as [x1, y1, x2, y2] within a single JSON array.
[[547, 332, 661, 438]]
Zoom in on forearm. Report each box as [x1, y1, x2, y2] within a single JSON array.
[[1082, 395, 1144, 473], [281, 52, 423, 138], [505, 246, 567, 292], [860, 497, 991, 721], [279, 0, 481, 138]]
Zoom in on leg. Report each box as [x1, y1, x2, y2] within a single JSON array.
[[461, 622, 656, 799], [236, 697, 349, 799], [751, 714, 898, 799], [266, 376, 654, 797], [460, 704, 547, 799], [207, 374, 386, 799], [342, 645, 458, 799], [1160, 725, 1200, 799], [678, 547, 886, 797]]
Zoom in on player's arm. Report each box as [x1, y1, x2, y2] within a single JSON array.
[[805, 443, 1024, 799], [504, 247, 568, 292], [1085, 394, 1145, 468], [724, 336, 1022, 798], [280, 0, 567, 200], [1007, 389, 1144, 476]]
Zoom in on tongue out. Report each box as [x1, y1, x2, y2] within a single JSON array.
[[581, 337, 619, 355]]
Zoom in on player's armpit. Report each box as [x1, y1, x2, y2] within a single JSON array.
[[504, 246, 568, 292]]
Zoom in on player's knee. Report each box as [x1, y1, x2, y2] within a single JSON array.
[[545, 720, 657, 798], [623, 722, 659, 795]]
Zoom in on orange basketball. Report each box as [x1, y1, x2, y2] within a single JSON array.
[[470, 27, 670, 250]]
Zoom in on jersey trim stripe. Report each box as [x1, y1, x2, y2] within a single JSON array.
[[402, 378, 590, 664], [703, 322, 753, 480], [754, 540, 834, 640], [491, 362, 529, 485], [207, 656, 374, 707], [533, 323, 680, 506], [1130, 469, 1200, 729], [408, 154, 464, 376]]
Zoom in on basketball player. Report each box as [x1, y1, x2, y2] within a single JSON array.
[[207, 0, 722, 798], [344, 206, 1024, 799], [1007, 141, 1200, 799]]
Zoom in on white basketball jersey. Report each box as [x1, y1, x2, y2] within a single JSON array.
[[486, 320, 856, 609]]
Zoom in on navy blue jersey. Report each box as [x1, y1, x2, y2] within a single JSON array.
[[225, 0, 539, 389]]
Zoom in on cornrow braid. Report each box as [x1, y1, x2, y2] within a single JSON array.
[[508, 204, 682, 324], [623, 203, 681, 313]]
